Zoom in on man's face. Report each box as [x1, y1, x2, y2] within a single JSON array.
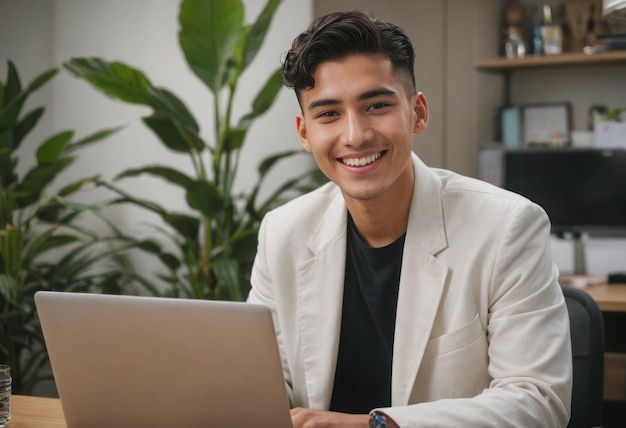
[[296, 53, 428, 204]]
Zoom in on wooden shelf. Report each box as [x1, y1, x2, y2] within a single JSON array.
[[475, 50, 626, 71]]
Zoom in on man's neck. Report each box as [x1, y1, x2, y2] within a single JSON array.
[[345, 170, 414, 248]]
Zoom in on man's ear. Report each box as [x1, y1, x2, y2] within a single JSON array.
[[296, 114, 312, 152], [413, 92, 429, 135]]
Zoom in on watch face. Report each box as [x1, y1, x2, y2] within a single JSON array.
[[370, 414, 388, 428]]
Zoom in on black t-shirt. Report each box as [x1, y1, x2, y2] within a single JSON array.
[[329, 215, 405, 414]]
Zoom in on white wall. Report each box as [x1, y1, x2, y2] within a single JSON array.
[[1, 0, 625, 280]]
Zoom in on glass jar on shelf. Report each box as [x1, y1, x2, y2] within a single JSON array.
[[504, 27, 526, 58]]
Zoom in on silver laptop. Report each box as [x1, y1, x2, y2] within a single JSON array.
[[35, 291, 292, 428]]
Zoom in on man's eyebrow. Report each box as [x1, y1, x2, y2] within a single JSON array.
[[307, 98, 341, 112], [306, 87, 399, 112], [358, 87, 398, 100]]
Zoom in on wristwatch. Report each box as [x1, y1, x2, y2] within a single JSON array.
[[369, 413, 388, 428]]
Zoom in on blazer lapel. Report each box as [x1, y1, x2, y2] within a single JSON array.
[[392, 153, 449, 406], [297, 191, 347, 409]]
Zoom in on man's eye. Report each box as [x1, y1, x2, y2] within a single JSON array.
[[317, 111, 337, 118], [368, 102, 389, 111]]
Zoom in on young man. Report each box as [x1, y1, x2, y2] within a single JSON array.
[[247, 10, 572, 428]]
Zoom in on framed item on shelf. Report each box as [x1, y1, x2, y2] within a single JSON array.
[[522, 103, 571, 147]]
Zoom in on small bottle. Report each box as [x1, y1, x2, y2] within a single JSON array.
[[541, 5, 562, 55], [504, 28, 526, 58], [532, 16, 544, 55]]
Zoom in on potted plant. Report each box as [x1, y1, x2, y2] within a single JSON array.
[[64, 0, 320, 301], [0, 61, 140, 394]]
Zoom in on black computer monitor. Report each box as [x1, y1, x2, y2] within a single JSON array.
[[502, 148, 626, 235]]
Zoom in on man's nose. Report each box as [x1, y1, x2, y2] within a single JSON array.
[[344, 112, 373, 147]]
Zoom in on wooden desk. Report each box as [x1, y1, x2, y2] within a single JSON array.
[[560, 276, 626, 312], [10, 395, 66, 427], [579, 283, 626, 312]]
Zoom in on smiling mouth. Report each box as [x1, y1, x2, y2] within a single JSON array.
[[340, 151, 385, 167]]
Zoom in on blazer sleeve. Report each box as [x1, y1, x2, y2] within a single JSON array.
[[246, 216, 295, 405], [376, 202, 573, 427]]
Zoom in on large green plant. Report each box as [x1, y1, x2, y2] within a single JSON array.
[[0, 61, 135, 394], [64, 0, 318, 301]]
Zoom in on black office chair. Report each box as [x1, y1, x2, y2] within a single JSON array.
[[562, 286, 605, 428]]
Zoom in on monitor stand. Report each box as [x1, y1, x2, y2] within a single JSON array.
[[556, 231, 587, 275]]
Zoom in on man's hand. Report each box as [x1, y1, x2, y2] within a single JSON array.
[[290, 407, 369, 428]]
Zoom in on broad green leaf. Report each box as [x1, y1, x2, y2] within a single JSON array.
[[0, 223, 22, 279], [26, 68, 59, 93], [238, 67, 283, 128], [142, 114, 204, 153], [2, 62, 22, 108], [136, 240, 181, 271], [0, 129, 11, 153], [67, 126, 123, 152], [260, 170, 315, 210], [178, 0, 245, 92], [58, 176, 99, 197], [0, 91, 28, 132], [185, 179, 223, 218], [107, 186, 200, 240], [66, 59, 198, 130], [34, 200, 65, 223], [64, 58, 156, 107], [116, 165, 195, 190], [13, 107, 45, 151], [163, 212, 200, 240], [0, 156, 17, 192], [213, 255, 242, 301], [0, 65, 56, 133], [107, 196, 166, 217], [154, 88, 199, 131], [23, 233, 79, 262], [222, 127, 246, 151], [18, 157, 74, 207], [97, 180, 171, 217], [258, 149, 303, 176], [36, 130, 73, 164], [241, 0, 282, 71], [0, 275, 18, 305]]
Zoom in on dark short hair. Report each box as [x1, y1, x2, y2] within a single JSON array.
[[282, 10, 416, 101]]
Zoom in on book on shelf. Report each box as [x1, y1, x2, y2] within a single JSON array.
[[583, 33, 626, 54]]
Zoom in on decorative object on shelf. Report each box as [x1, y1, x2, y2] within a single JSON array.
[[531, 10, 545, 55], [500, 106, 523, 148], [565, 0, 593, 52], [594, 107, 626, 147], [502, 1, 527, 58], [505, 28, 527, 58], [522, 103, 571, 147], [588, 103, 609, 129], [570, 130, 594, 146], [542, 5, 564, 54]]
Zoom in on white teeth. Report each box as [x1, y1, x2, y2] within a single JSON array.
[[342, 152, 381, 167]]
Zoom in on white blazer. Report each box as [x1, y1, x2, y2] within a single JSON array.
[[248, 153, 572, 427]]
